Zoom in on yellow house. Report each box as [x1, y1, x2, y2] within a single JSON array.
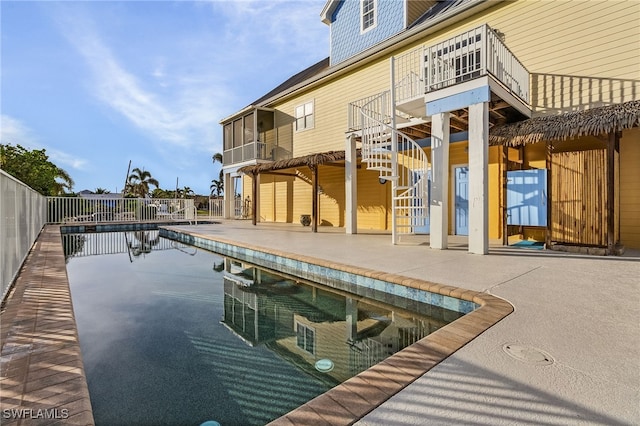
[[220, 0, 640, 254]]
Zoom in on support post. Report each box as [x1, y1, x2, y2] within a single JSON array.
[[390, 58, 398, 245], [502, 144, 508, 246], [223, 172, 233, 219], [430, 112, 450, 250], [251, 172, 258, 226], [345, 134, 358, 234], [546, 141, 552, 249], [607, 131, 617, 254], [311, 165, 318, 233], [468, 102, 489, 255]]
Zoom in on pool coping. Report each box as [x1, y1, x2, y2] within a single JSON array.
[[0, 224, 512, 426], [0, 225, 94, 425], [162, 227, 514, 426]]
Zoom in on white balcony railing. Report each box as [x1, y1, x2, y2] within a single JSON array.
[[394, 24, 530, 105], [348, 92, 393, 132], [223, 141, 271, 165]]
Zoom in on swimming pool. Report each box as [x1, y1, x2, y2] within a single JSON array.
[[64, 230, 472, 425]]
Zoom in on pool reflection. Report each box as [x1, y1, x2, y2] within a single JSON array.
[[219, 258, 460, 383]]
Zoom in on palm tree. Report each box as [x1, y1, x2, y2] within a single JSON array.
[[126, 167, 159, 198], [211, 153, 224, 198], [51, 167, 75, 195], [182, 186, 194, 198], [95, 187, 110, 194], [210, 169, 224, 197]]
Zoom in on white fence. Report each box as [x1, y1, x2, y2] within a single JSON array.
[[208, 197, 251, 219], [1, 170, 48, 302], [47, 197, 196, 224]]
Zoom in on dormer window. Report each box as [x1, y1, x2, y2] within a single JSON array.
[[361, 0, 376, 33]]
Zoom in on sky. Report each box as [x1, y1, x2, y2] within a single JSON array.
[[1, 0, 328, 195]]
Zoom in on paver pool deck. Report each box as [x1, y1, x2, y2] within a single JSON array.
[[1, 220, 638, 425]]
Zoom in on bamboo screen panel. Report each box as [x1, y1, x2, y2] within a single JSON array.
[[551, 149, 608, 246]]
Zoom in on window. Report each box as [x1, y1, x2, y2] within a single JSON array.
[[295, 101, 314, 132], [361, 0, 376, 33], [233, 119, 242, 148], [243, 112, 254, 144], [223, 123, 232, 151], [296, 322, 315, 354]]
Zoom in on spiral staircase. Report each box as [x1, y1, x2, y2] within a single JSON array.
[[357, 90, 430, 243]]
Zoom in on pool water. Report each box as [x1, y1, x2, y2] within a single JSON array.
[[64, 231, 462, 426]]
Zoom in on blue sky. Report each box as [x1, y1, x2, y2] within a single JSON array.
[[1, 0, 328, 195]]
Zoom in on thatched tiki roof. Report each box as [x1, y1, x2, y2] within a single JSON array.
[[238, 150, 348, 175], [489, 101, 640, 147]]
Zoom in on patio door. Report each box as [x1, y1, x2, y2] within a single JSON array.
[[455, 166, 469, 235], [413, 170, 431, 234]]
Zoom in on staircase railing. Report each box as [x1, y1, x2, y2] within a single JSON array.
[[359, 91, 430, 243]]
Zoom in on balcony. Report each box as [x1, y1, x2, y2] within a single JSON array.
[[222, 108, 277, 166], [394, 24, 530, 114]]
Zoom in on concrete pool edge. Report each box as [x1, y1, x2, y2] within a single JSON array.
[[0, 225, 94, 425], [161, 227, 514, 426]]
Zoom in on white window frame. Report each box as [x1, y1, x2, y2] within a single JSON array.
[[295, 321, 316, 355], [360, 0, 377, 34], [295, 100, 314, 132]]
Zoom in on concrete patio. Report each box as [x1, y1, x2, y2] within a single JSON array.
[[167, 220, 640, 425], [1, 219, 638, 425]]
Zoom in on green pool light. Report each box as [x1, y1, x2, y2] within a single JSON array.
[[315, 358, 334, 372]]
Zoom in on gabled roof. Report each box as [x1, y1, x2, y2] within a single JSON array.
[[410, 0, 474, 28], [251, 57, 330, 106]]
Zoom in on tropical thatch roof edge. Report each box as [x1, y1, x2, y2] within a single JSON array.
[[238, 150, 352, 175], [489, 100, 640, 147]]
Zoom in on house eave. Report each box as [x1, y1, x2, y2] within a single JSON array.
[[320, 0, 340, 25], [219, 106, 275, 125]]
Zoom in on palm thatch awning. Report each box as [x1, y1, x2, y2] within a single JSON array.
[[489, 101, 640, 147], [238, 150, 349, 175]]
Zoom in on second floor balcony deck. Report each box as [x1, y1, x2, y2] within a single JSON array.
[[394, 24, 530, 116], [221, 107, 281, 167]]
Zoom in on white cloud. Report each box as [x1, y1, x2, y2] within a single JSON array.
[[54, 7, 231, 155], [1, 115, 38, 147], [0, 115, 88, 170]]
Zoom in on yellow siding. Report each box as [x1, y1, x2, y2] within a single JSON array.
[[249, 0, 639, 231], [259, 175, 275, 222], [292, 169, 312, 222], [274, 61, 391, 157], [388, 0, 640, 114], [274, 176, 294, 222], [620, 128, 640, 249], [318, 165, 345, 227], [488, 146, 502, 240], [357, 165, 390, 230]]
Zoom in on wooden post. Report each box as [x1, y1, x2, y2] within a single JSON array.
[[606, 131, 616, 253], [311, 165, 318, 233], [251, 172, 258, 226], [545, 141, 552, 249], [502, 144, 508, 246]]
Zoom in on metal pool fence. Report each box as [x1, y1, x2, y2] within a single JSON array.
[[1, 171, 48, 302]]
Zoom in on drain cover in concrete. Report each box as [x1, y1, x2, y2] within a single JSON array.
[[503, 343, 554, 366]]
